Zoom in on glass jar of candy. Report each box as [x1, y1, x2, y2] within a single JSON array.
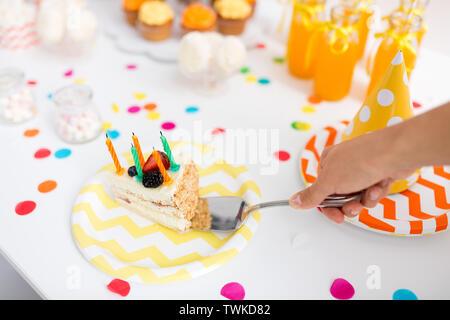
[[52, 84, 102, 143], [313, 4, 360, 101], [0, 68, 37, 124]]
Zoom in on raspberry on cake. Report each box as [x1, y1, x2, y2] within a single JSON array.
[[105, 133, 211, 232]]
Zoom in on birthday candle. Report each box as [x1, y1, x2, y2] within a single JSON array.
[[106, 134, 124, 175], [131, 145, 143, 179], [153, 150, 173, 185], [132, 132, 145, 169], [160, 131, 180, 171]]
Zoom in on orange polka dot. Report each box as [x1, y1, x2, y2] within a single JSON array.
[[24, 129, 39, 137], [308, 94, 322, 104], [144, 103, 157, 111], [38, 180, 57, 193]]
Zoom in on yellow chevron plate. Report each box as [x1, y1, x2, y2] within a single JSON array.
[[72, 143, 261, 283]]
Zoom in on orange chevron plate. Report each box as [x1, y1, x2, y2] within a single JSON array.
[[300, 122, 450, 236], [71, 145, 261, 283]]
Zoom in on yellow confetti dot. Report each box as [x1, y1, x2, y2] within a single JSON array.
[[102, 122, 112, 131], [245, 75, 257, 83], [74, 78, 86, 84], [147, 111, 160, 120], [134, 92, 147, 100], [301, 105, 316, 114], [111, 103, 119, 113]]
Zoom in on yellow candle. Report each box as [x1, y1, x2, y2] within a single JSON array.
[[153, 150, 173, 185], [132, 132, 145, 169], [106, 134, 124, 175]]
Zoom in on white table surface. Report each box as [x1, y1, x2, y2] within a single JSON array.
[[1, 0, 450, 300]]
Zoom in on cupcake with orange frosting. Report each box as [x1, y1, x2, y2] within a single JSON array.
[[122, 0, 149, 26], [181, 3, 217, 34], [137, 1, 174, 41], [214, 0, 251, 35]]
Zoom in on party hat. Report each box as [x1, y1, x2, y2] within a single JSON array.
[[341, 50, 420, 194]]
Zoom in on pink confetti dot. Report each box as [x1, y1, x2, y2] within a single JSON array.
[[15, 201, 36, 216], [211, 127, 226, 135], [221, 282, 245, 300], [330, 278, 355, 300], [255, 43, 266, 49], [127, 106, 141, 113], [412, 101, 422, 108], [107, 279, 130, 297], [64, 70, 73, 77], [126, 64, 137, 70], [274, 150, 290, 161], [34, 148, 51, 159], [161, 122, 176, 130]]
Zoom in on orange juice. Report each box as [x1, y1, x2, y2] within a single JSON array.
[[356, 5, 373, 59], [367, 12, 421, 96], [398, 0, 429, 46], [286, 0, 325, 79], [313, 5, 360, 101]]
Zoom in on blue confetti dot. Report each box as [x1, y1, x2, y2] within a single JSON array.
[[185, 106, 199, 113], [393, 289, 418, 300], [54, 148, 72, 159], [258, 78, 270, 85], [47, 93, 53, 99], [107, 130, 120, 139]]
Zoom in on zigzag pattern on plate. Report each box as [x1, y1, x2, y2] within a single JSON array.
[[300, 122, 450, 236], [72, 147, 261, 283]]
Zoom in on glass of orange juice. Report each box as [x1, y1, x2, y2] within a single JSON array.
[[399, 0, 429, 46], [366, 11, 421, 96], [286, 0, 326, 79], [313, 4, 360, 101]]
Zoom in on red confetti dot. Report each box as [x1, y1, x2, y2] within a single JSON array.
[[127, 106, 141, 113], [15, 201, 36, 216], [107, 279, 130, 297], [308, 94, 322, 104], [34, 148, 51, 159], [221, 282, 245, 300], [27, 80, 37, 86], [274, 150, 290, 161], [412, 101, 422, 108], [161, 122, 176, 130], [255, 43, 266, 49], [330, 278, 355, 300], [211, 127, 226, 135]]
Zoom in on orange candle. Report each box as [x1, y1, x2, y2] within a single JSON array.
[[106, 134, 124, 175], [152, 150, 173, 185], [132, 132, 145, 168]]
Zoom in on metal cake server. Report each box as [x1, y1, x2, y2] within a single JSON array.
[[195, 193, 361, 232]]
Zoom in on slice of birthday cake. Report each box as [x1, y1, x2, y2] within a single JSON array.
[[106, 133, 211, 232]]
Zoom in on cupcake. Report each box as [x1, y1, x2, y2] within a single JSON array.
[[181, 3, 217, 34], [122, 0, 148, 26], [214, 0, 251, 35], [211, 0, 256, 17], [137, 1, 174, 41]]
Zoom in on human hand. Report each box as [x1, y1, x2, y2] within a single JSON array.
[[289, 128, 418, 223]]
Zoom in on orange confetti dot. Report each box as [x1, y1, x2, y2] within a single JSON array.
[[24, 129, 39, 137], [144, 103, 157, 111], [38, 180, 57, 193], [308, 94, 322, 104]]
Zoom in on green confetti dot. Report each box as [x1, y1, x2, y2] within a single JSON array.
[[273, 57, 285, 64], [240, 67, 250, 74], [291, 121, 312, 131]]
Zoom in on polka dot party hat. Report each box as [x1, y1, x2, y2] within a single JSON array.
[[341, 50, 420, 194]]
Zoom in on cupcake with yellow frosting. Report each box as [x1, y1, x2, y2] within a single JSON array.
[[211, 0, 256, 17], [214, 0, 251, 35], [181, 3, 217, 34], [137, 1, 174, 41], [122, 0, 149, 26]]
